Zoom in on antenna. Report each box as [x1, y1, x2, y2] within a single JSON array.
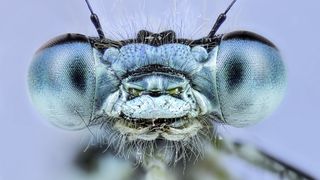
[[207, 0, 237, 38], [85, 0, 105, 39]]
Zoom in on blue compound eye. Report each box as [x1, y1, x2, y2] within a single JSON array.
[[215, 31, 287, 127], [28, 34, 98, 130]]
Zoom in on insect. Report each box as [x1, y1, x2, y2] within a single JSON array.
[[28, 0, 315, 179]]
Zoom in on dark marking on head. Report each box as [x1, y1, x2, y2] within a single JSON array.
[[37, 33, 89, 53], [148, 91, 163, 97], [123, 64, 189, 79], [69, 60, 87, 93], [226, 59, 244, 91], [223, 31, 277, 49], [136, 30, 177, 45], [89, 30, 222, 51]]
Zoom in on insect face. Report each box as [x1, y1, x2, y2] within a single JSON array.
[[28, 0, 286, 159], [28, 30, 286, 139], [99, 44, 209, 141]]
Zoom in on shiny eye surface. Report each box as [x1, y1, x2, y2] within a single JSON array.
[[214, 31, 286, 127], [167, 87, 183, 95], [28, 34, 99, 130]]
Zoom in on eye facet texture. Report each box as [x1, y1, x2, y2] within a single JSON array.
[[215, 31, 286, 127], [28, 34, 97, 130]]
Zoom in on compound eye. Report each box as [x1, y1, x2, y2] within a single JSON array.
[[215, 31, 286, 127], [28, 34, 99, 130]]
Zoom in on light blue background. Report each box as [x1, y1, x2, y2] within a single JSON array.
[[0, 0, 319, 179]]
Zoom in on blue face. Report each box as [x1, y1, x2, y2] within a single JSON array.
[[28, 31, 286, 143]]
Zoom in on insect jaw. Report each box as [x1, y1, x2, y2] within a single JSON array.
[[114, 114, 203, 141], [119, 113, 190, 127]]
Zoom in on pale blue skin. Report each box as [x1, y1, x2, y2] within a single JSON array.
[[28, 32, 286, 143]]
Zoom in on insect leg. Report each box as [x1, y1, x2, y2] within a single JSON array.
[[216, 138, 316, 180]]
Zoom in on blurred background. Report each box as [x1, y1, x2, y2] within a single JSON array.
[[0, 0, 319, 179]]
